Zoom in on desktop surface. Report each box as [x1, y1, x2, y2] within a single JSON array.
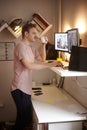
[[48, 59, 87, 77], [51, 65, 87, 77], [32, 86, 87, 123]]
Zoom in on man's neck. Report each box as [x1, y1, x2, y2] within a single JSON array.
[[22, 39, 31, 45]]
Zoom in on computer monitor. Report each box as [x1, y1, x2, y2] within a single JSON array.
[[55, 32, 68, 52], [55, 28, 80, 53], [67, 28, 80, 52]]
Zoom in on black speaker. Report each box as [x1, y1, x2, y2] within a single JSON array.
[[69, 46, 87, 71]]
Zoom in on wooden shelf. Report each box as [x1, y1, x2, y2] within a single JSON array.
[[7, 26, 22, 38], [40, 24, 52, 36], [0, 23, 8, 32], [30, 13, 52, 36], [0, 13, 52, 38]]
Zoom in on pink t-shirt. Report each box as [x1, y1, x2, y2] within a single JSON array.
[[11, 42, 40, 95]]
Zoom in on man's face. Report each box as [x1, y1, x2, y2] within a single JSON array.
[[26, 27, 39, 42]]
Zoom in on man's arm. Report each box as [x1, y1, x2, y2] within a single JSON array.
[[37, 43, 46, 62], [37, 36, 48, 62], [21, 58, 62, 70]]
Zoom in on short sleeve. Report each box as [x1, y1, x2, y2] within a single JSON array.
[[15, 43, 29, 60]]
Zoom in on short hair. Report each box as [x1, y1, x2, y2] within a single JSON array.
[[22, 23, 36, 38]]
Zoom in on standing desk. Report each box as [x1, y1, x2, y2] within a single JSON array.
[[50, 67, 87, 77], [32, 67, 87, 130], [51, 67, 87, 88]]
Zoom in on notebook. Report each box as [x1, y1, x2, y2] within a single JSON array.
[[68, 46, 87, 71]]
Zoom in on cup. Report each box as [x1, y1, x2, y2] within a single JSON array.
[[40, 36, 48, 44]]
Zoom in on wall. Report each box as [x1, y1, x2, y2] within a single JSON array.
[[0, 0, 59, 43], [0, 0, 59, 121], [61, 0, 87, 46], [58, 0, 87, 109]]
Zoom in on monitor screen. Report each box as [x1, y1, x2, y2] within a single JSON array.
[[55, 33, 68, 52], [67, 28, 79, 52], [55, 28, 79, 53]]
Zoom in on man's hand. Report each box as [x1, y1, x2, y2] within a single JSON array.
[[41, 36, 48, 44], [56, 61, 63, 67], [48, 61, 63, 67]]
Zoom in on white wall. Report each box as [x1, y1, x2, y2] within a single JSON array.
[[60, 0, 87, 109], [61, 0, 87, 46], [0, 61, 16, 121]]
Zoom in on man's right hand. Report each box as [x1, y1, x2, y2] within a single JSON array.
[[49, 61, 63, 67]]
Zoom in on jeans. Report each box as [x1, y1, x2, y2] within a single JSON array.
[[11, 89, 33, 130]]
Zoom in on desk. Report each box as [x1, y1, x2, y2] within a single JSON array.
[[32, 86, 87, 130], [50, 67, 87, 77], [50, 67, 87, 88]]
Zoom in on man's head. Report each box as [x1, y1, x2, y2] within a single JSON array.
[[22, 23, 39, 42]]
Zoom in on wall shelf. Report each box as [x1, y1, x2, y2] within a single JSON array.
[[7, 26, 22, 38], [0, 22, 8, 32], [30, 13, 52, 36], [0, 13, 52, 38], [0, 19, 23, 38]]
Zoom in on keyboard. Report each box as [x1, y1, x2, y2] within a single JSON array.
[[47, 60, 69, 69]]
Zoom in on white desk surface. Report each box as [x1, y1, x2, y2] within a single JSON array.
[[51, 67, 87, 77], [32, 86, 87, 123]]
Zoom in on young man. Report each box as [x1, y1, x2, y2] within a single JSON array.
[[11, 23, 62, 130]]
